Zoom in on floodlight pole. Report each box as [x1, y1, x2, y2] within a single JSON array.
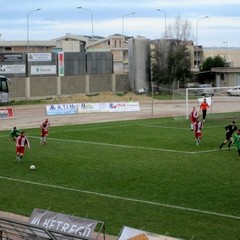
[[196, 16, 209, 68], [77, 7, 94, 42], [121, 12, 135, 71], [122, 12, 136, 40], [27, 8, 41, 53], [156, 9, 167, 38]]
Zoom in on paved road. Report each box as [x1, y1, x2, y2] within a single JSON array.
[[0, 100, 172, 131]]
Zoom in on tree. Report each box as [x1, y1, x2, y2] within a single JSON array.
[[167, 43, 192, 85], [167, 15, 192, 43], [197, 55, 229, 83], [151, 15, 193, 87], [151, 40, 169, 84]]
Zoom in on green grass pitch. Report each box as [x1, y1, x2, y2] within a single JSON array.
[[1, 113, 240, 239]]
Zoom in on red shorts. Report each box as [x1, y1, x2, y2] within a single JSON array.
[[41, 130, 48, 137], [195, 132, 202, 138], [191, 117, 197, 123], [16, 146, 25, 154]]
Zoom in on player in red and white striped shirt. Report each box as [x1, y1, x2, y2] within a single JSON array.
[[40, 118, 50, 144], [16, 131, 30, 161], [193, 117, 203, 146], [189, 106, 199, 130]]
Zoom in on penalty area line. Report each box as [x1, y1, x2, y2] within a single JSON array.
[[0, 176, 240, 221]]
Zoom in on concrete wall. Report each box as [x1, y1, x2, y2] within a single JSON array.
[[224, 73, 240, 86], [116, 74, 130, 92], [89, 74, 112, 93], [8, 78, 26, 99], [8, 74, 129, 101], [128, 38, 151, 92], [61, 76, 86, 95], [30, 77, 57, 97]]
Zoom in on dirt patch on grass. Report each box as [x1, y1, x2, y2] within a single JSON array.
[[43, 92, 150, 104]]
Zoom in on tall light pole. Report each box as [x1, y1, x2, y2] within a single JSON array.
[[223, 41, 228, 61], [27, 8, 41, 53], [156, 9, 166, 38], [122, 12, 136, 40], [77, 7, 94, 42], [121, 12, 135, 72], [196, 16, 209, 68]]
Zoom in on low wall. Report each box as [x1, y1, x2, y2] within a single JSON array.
[[8, 74, 129, 101]]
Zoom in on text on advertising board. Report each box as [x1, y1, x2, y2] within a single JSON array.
[[29, 209, 97, 238]]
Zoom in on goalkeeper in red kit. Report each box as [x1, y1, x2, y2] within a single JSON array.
[[40, 118, 50, 144]]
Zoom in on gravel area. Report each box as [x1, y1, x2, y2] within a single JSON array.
[[0, 93, 175, 131]]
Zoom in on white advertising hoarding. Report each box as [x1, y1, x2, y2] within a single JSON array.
[[31, 65, 56, 75], [28, 53, 52, 62], [29, 208, 97, 239], [46, 104, 78, 115], [0, 64, 25, 74], [46, 102, 140, 116], [78, 102, 140, 113]]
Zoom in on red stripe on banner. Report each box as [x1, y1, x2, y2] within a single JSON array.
[[0, 108, 14, 119]]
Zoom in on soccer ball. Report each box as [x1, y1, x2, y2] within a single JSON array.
[[30, 165, 36, 170]]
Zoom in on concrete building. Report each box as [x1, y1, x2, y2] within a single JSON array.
[[211, 67, 240, 87], [0, 40, 56, 53], [86, 34, 131, 73], [203, 47, 240, 67], [128, 37, 151, 92], [52, 33, 89, 52], [0, 33, 132, 74], [1, 34, 240, 93], [186, 42, 205, 71]]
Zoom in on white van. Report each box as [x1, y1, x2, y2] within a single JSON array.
[[227, 86, 240, 96], [194, 84, 214, 96]]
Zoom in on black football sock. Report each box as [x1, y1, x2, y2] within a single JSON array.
[[219, 143, 225, 148]]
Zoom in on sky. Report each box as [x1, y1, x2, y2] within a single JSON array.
[[0, 0, 240, 48]]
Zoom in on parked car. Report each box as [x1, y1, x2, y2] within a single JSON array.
[[227, 86, 240, 96], [194, 84, 214, 96]]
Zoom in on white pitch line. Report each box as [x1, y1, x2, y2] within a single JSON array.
[[29, 136, 218, 154], [0, 135, 8, 138], [137, 123, 224, 130], [137, 124, 187, 130], [1, 176, 240, 221]]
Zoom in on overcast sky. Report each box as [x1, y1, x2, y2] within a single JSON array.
[[0, 0, 239, 47]]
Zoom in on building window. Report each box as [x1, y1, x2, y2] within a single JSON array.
[[119, 41, 122, 48], [220, 74, 225, 81], [5, 47, 12, 51], [114, 40, 117, 48], [108, 40, 110, 46]]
